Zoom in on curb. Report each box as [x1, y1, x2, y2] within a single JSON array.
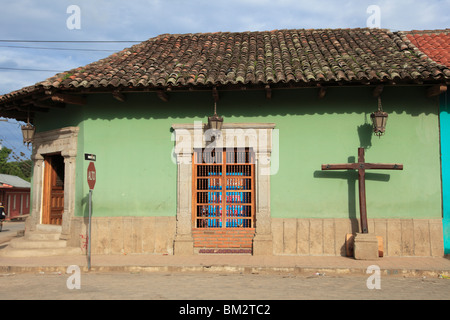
[[1, 264, 448, 278], [0, 236, 15, 245]]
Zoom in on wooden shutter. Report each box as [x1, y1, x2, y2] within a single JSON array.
[[193, 148, 255, 229]]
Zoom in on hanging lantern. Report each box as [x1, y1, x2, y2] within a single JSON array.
[[207, 102, 223, 131], [370, 96, 388, 137], [21, 110, 35, 145]]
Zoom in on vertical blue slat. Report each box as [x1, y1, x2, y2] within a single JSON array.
[[440, 92, 450, 255]]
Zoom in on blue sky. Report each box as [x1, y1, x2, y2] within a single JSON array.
[[0, 0, 449, 160]]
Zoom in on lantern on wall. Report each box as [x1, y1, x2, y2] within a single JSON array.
[[21, 110, 35, 145], [208, 102, 223, 131], [370, 96, 388, 137]]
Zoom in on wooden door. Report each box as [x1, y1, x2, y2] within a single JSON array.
[[43, 154, 64, 225], [192, 148, 256, 252]]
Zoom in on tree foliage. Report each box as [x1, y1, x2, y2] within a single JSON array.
[[0, 147, 31, 181]]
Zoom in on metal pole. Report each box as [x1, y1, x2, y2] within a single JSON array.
[[88, 189, 92, 270]]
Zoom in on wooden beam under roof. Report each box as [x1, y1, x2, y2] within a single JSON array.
[[112, 90, 126, 102], [317, 85, 327, 99], [157, 90, 169, 102], [212, 86, 219, 102], [0, 110, 31, 121], [22, 98, 65, 110], [372, 85, 384, 97], [1, 102, 48, 114], [50, 93, 87, 105], [34, 101, 65, 109], [426, 84, 447, 97], [265, 85, 272, 99]]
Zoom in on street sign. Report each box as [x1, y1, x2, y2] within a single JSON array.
[[85, 155, 97, 271], [87, 161, 96, 190], [85, 153, 96, 161]]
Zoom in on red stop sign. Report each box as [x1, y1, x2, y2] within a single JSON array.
[[87, 162, 96, 190]]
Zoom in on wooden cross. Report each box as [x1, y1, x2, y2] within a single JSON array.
[[321, 148, 403, 234]]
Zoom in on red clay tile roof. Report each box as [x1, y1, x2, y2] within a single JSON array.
[[404, 29, 450, 67], [1, 28, 450, 110]]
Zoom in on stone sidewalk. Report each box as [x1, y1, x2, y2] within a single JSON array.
[[1, 252, 450, 278]]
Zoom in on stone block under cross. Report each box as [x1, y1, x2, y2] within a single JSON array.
[[321, 147, 403, 234]]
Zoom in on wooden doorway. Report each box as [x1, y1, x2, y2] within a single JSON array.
[[43, 153, 65, 225], [192, 148, 256, 252]]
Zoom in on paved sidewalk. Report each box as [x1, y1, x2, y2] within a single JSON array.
[[1, 252, 450, 277]]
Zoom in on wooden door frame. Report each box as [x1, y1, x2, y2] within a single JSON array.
[[42, 153, 64, 225], [172, 122, 275, 255], [28, 127, 79, 239], [42, 155, 52, 225]]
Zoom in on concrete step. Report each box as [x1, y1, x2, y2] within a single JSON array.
[[26, 232, 61, 241], [9, 238, 68, 249], [25, 224, 62, 240], [0, 246, 81, 257], [0, 224, 82, 257], [36, 224, 62, 233]]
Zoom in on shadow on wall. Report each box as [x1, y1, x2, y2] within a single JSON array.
[[313, 155, 391, 232], [311, 112, 392, 229], [81, 85, 435, 122], [357, 118, 373, 150]]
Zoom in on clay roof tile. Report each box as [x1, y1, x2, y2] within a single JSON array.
[[1, 28, 450, 106]]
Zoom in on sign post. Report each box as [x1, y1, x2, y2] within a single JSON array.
[[86, 156, 96, 271]]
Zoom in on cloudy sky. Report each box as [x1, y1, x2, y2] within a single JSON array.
[[0, 0, 449, 160]]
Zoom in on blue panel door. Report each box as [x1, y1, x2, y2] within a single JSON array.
[[440, 93, 450, 255]]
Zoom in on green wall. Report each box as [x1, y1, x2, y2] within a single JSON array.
[[34, 85, 442, 220]]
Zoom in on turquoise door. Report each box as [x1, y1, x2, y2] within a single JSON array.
[[440, 93, 450, 255]]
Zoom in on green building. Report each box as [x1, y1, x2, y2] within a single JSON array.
[[0, 28, 448, 257]]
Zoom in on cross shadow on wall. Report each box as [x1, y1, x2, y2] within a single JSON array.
[[313, 115, 387, 231]]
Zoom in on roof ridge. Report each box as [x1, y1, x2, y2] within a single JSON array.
[[403, 29, 450, 35], [147, 27, 390, 39]]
